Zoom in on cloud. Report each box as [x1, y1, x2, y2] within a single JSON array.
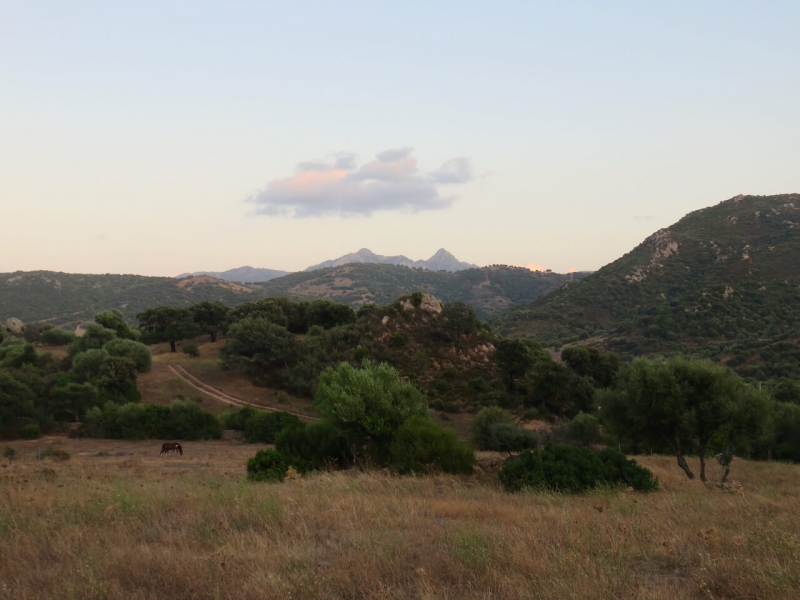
[[248, 148, 474, 217]]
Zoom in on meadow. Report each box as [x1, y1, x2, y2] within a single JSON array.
[[1, 437, 798, 599]]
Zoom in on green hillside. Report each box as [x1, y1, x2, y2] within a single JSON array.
[[251, 263, 589, 319], [1, 265, 585, 328], [491, 194, 800, 381], [0, 272, 256, 329]]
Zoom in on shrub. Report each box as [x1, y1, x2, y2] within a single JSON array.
[[389, 332, 407, 347], [39, 327, 76, 346], [21, 423, 41, 440], [41, 446, 71, 461], [499, 443, 659, 494], [2, 446, 16, 461], [182, 344, 200, 358], [103, 339, 152, 372], [247, 449, 289, 482], [244, 411, 304, 444], [83, 400, 222, 440], [276, 421, 353, 471], [308, 325, 324, 337], [484, 422, 538, 454], [471, 407, 514, 450], [390, 417, 476, 475], [220, 405, 256, 431], [566, 412, 602, 447]]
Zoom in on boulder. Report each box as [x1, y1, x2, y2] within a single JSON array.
[[4, 317, 24, 334]]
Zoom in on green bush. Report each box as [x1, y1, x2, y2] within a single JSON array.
[[83, 400, 222, 440], [182, 344, 200, 358], [499, 443, 659, 494], [276, 421, 354, 471], [471, 406, 514, 450], [103, 339, 152, 372], [484, 422, 538, 454], [390, 417, 475, 475], [244, 411, 304, 444], [247, 449, 289, 482], [220, 405, 256, 431], [21, 423, 41, 440], [39, 327, 76, 346], [566, 412, 602, 447]]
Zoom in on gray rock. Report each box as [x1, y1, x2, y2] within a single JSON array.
[[4, 317, 24, 334]]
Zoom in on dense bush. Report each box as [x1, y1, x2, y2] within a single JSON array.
[[483, 422, 539, 454], [247, 449, 289, 482], [84, 399, 222, 440], [566, 412, 603, 447], [471, 407, 514, 449], [275, 421, 353, 470], [182, 344, 200, 358], [499, 443, 659, 494], [244, 411, 304, 443], [390, 417, 475, 475], [39, 327, 76, 346], [103, 339, 152, 372], [21, 423, 41, 440]]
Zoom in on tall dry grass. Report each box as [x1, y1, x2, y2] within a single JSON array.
[[1, 438, 799, 599]]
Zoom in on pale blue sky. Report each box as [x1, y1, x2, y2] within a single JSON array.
[[2, 1, 798, 275]]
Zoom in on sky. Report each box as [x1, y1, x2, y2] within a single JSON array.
[[1, 1, 799, 276]]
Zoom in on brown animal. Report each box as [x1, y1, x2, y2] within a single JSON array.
[[160, 442, 183, 457]]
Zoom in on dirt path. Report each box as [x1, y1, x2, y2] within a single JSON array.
[[167, 365, 319, 422]]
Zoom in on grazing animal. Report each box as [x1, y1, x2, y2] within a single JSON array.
[[160, 442, 183, 457]]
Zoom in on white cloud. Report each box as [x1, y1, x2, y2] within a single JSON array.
[[248, 148, 474, 217]]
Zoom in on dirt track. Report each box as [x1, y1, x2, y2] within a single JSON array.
[[167, 364, 319, 421]]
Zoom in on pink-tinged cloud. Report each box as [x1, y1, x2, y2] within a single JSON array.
[[249, 148, 473, 217]]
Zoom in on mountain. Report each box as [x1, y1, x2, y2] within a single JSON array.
[[0, 272, 256, 329], [176, 266, 290, 283], [491, 193, 800, 381], [304, 248, 477, 272], [252, 263, 589, 319]]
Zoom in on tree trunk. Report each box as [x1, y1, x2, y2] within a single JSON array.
[[698, 442, 707, 483], [169, 340, 176, 352], [675, 451, 695, 479], [664, 434, 695, 479], [210, 331, 217, 343], [721, 464, 731, 483]]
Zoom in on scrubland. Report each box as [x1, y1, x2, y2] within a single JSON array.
[[1, 438, 798, 600]]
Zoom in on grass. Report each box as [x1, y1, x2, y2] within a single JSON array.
[[1, 438, 799, 599]]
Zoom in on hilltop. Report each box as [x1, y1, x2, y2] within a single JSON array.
[[492, 193, 800, 380], [0, 272, 255, 329], [304, 247, 477, 272], [176, 266, 290, 283], [250, 263, 589, 319]]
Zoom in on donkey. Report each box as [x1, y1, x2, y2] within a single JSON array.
[[160, 442, 183, 457]]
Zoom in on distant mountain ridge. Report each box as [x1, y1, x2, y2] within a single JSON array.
[[491, 193, 800, 381], [176, 266, 290, 283], [304, 248, 477, 272]]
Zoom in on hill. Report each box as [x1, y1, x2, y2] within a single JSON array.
[[250, 263, 589, 319], [305, 247, 477, 272], [0, 272, 255, 329], [491, 193, 800, 380], [176, 266, 290, 282]]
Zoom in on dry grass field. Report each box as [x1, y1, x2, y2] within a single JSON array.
[[1, 437, 799, 599]]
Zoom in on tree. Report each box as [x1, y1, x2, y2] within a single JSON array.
[[440, 301, 479, 349], [48, 383, 99, 422], [94, 310, 138, 340], [226, 299, 289, 329], [219, 317, 298, 374], [95, 356, 140, 404], [315, 360, 428, 457], [494, 339, 536, 391], [561, 345, 620, 388], [189, 301, 229, 342], [0, 370, 36, 431], [68, 323, 116, 356], [773, 380, 800, 405], [566, 412, 602, 447], [305, 300, 356, 330], [103, 339, 152, 373], [471, 406, 514, 449], [601, 357, 769, 481], [137, 306, 199, 352]]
